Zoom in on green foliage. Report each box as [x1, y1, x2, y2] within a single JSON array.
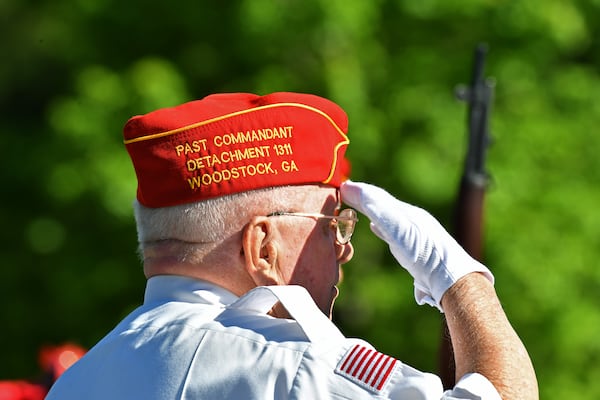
[[2, 1, 600, 398]]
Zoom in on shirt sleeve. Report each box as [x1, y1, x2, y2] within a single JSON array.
[[441, 373, 502, 400], [289, 339, 502, 400], [289, 339, 444, 399]]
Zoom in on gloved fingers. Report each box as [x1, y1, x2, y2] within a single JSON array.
[[342, 181, 400, 241], [369, 222, 389, 242], [340, 180, 382, 215], [341, 180, 422, 245], [341, 180, 409, 221]]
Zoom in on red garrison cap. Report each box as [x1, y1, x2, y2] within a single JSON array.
[[124, 92, 350, 208]]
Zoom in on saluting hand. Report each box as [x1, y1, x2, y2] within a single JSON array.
[[340, 180, 494, 311]]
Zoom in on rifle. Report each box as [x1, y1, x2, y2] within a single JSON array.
[[438, 43, 495, 389]]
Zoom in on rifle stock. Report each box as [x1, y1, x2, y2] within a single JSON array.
[[454, 178, 486, 261], [438, 44, 494, 389]]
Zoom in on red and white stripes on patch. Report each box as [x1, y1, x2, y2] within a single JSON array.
[[335, 344, 398, 393]]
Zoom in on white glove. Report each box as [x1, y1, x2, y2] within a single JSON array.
[[341, 180, 494, 312]]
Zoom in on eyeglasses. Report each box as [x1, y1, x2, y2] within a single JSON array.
[[267, 208, 358, 245]]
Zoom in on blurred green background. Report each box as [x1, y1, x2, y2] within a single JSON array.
[[2, 1, 599, 398]]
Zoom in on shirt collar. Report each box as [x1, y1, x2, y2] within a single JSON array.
[[144, 275, 239, 306]]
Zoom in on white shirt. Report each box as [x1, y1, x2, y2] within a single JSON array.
[[46, 275, 500, 399]]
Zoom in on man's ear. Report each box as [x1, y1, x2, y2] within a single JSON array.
[[242, 217, 282, 286]]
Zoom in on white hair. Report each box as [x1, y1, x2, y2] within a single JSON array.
[[133, 186, 319, 262]]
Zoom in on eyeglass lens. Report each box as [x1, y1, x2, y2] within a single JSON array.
[[335, 209, 357, 244]]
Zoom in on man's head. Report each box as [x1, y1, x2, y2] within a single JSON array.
[[124, 92, 354, 316]]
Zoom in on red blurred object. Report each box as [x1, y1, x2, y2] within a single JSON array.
[[38, 343, 86, 381], [0, 381, 46, 400], [0, 343, 86, 399]]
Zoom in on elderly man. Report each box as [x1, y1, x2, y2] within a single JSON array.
[[47, 92, 538, 399]]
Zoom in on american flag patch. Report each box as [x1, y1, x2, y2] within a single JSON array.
[[335, 344, 398, 393]]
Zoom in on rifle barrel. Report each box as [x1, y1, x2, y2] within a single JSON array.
[[439, 43, 495, 389]]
